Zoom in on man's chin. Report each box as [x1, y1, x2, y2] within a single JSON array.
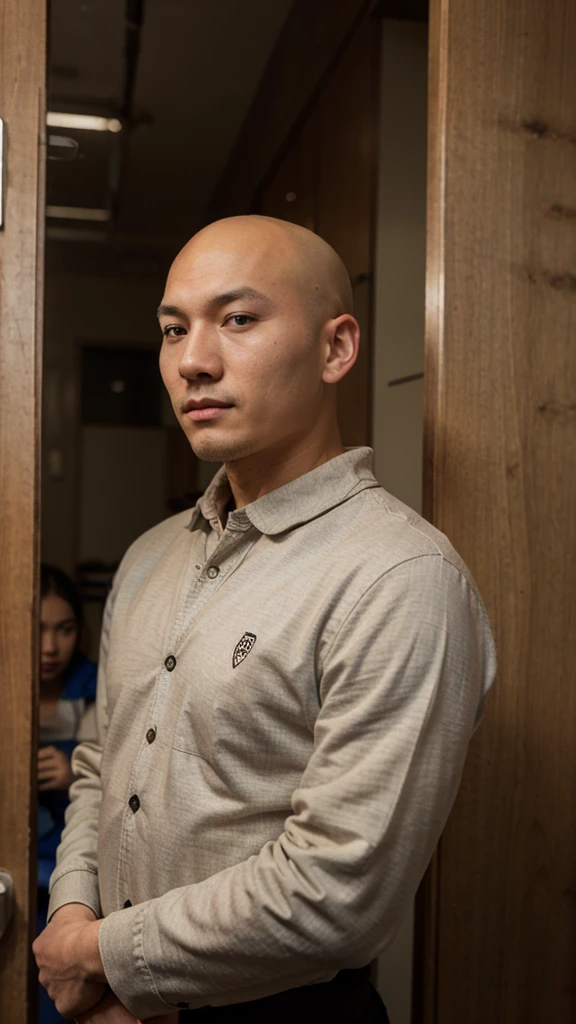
[[188, 431, 254, 465]]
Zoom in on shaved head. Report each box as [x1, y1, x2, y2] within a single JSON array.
[[158, 214, 359, 471], [170, 215, 353, 328]]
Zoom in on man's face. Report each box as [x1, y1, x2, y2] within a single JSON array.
[[158, 233, 328, 465]]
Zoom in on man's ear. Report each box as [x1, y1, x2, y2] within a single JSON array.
[[322, 314, 360, 384]]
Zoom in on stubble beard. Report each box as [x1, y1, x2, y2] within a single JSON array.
[[186, 427, 255, 465]]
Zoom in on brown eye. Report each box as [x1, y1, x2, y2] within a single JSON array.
[[226, 315, 254, 327]]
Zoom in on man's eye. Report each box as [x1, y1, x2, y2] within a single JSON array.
[[225, 314, 255, 327], [162, 325, 186, 338]]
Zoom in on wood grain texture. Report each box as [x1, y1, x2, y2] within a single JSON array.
[[0, 0, 45, 1018], [420, 0, 576, 1020]]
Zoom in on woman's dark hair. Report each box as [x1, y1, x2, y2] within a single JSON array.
[[40, 564, 83, 633]]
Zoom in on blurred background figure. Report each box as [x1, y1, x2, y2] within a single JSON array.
[[37, 564, 97, 1024]]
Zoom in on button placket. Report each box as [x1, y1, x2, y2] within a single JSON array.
[[115, 555, 205, 907], [117, 524, 257, 909], [169, 533, 239, 652], [116, 540, 214, 908]]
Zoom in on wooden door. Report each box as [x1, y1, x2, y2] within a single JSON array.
[[417, 0, 576, 1020], [0, 0, 46, 1019]]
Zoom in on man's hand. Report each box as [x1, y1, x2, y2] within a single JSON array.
[[76, 990, 179, 1023], [38, 745, 74, 791], [33, 903, 107, 1018]]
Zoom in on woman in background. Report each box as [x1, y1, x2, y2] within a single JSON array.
[[37, 564, 97, 1024]]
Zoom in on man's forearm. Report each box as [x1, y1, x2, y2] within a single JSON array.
[[49, 585, 115, 921]]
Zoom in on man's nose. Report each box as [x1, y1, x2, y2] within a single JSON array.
[[178, 323, 224, 381]]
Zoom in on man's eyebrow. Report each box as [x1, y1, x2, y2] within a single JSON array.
[[207, 287, 271, 309], [156, 288, 271, 320], [156, 303, 186, 319]]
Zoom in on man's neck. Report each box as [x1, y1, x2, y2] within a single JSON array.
[[225, 434, 345, 511]]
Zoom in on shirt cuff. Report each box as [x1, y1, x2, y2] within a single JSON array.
[[98, 903, 182, 1020], [47, 867, 102, 922]]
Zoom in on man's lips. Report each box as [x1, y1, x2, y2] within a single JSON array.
[[187, 406, 231, 421], [182, 398, 233, 422]]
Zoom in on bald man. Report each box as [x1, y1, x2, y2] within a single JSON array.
[[34, 216, 496, 1023]]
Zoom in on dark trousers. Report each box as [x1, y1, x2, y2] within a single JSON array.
[[179, 967, 390, 1023]]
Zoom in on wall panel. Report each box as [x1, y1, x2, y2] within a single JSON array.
[[421, 0, 576, 1020]]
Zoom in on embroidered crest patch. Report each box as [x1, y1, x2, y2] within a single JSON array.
[[232, 632, 257, 669]]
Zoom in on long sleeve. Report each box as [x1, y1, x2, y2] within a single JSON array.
[[97, 555, 496, 1019], [47, 587, 115, 921]]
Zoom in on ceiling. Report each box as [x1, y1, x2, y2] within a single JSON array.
[[47, 0, 293, 250]]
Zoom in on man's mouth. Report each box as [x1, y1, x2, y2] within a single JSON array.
[[182, 398, 233, 422]]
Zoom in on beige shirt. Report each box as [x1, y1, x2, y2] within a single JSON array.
[[48, 448, 496, 1019]]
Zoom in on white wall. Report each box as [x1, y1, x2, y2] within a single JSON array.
[[372, 19, 428, 1024]]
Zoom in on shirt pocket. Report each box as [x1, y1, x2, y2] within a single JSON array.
[[167, 628, 257, 759], [169, 664, 219, 760]]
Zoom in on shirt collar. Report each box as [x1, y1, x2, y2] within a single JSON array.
[[188, 447, 379, 537]]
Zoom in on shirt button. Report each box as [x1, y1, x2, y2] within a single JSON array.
[[207, 565, 219, 579], [123, 899, 132, 908], [128, 794, 140, 813], [146, 728, 156, 744], [164, 654, 176, 671]]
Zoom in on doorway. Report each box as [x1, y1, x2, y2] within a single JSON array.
[[3, 1, 429, 1019]]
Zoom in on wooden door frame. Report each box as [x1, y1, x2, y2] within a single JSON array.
[[412, 1, 446, 1018], [416, 0, 576, 1020], [0, 0, 46, 1019]]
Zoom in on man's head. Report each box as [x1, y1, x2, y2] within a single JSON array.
[[158, 215, 359, 466]]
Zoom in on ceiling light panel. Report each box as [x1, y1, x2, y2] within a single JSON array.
[[47, 112, 122, 133]]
